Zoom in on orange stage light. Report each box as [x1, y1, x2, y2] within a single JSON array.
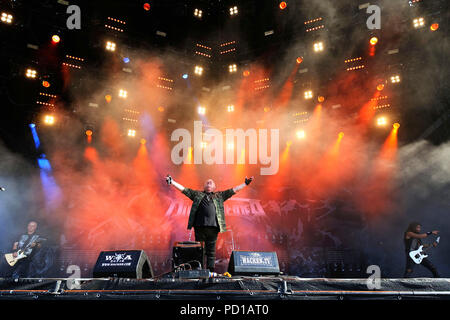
[[296, 56, 303, 64], [143, 3, 151, 11], [338, 132, 344, 139], [42, 80, 50, 88], [243, 70, 250, 77], [279, 2, 287, 10], [318, 96, 325, 103], [140, 138, 147, 145], [377, 84, 384, 91], [85, 130, 93, 136], [370, 37, 378, 45], [52, 35, 60, 43], [105, 95, 112, 103], [158, 106, 165, 112], [393, 123, 400, 129], [430, 23, 439, 31]]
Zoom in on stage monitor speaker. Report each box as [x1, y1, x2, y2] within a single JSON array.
[[92, 250, 153, 279], [227, 251, 280, 276], [172, 241, 204, 269]]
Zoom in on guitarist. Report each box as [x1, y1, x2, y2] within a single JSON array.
[[404, 222, 440, 278], [9, 221, 42, 278]]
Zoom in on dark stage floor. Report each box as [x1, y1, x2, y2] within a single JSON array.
[[1, 276, 449, 300]]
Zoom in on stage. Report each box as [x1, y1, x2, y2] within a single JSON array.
[[1, 276, 449, 300]]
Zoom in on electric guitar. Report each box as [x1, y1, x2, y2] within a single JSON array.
[[4, 237, 46, 267], [409, 236, 440, 264]]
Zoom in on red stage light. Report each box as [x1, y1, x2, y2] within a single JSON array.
[[279, 2, 287, 10], [52, 35, 60, 43], [85, 130, 93, 136], [143, 3, 151, 11], [42, 80, 50, 88], [296, 56, 303, 64], [370, 37, 378, 45], [105, 95, 112, 103], [430, 23, 439, 31], [243, 70, 250, 77], [377, 84, 384, 91], [318, 96, 325, 103]]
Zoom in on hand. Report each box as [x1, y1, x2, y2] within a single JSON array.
[[166, 175, 172, 185], [432, 230, 439, 235], [433, 241, 438, 247], [245, 176, 254, 185], [31, 242, 36, 248], [13, 252, 18, 258]]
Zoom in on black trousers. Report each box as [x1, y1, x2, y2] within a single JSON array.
[[194, 226, 219, 271], [404, 255, 440, 278]]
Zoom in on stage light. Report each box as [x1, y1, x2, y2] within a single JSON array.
[[194, 8, 203, 18], [279, 2, 287, 10], [158, 106, 165, 112], [370, 37, 378, 45], [140, 138, 147, 145], [390, 75, 401, 83], [85, 130, 93, 136], [197, 106, 206, 115], [228, 64, 237, 73], [313, 41, 324, 52], [201, 141, 207, 149], [318, 96, 325, 103], [264, 107, 271, 113], [143, 3, 150, 11], [413, 17, 425, 28], [296, 130, 305, 139], [118, 89, 128, 98], [123, 57, 130, 63], [377, 84, 385, 91], [304, 90, 313, 99], [393, 123, 400, 129], [26, 69, 37, 79], [182, 73, 189, 79], [338, 132, 344, 139], [1, 12, 13, 24], [229, 6, 238, 16], [194, 66, 203, 75], [44, 115, 55, 125], [52, 35, 60, 43], [106, 41, 116, 51], [430, 23, 439, 31], [296, 57, 303, 64], [376, 116, 387, 126], [127, 129, 136, 137], [243, 70, 250, 77], [227, 105, 234, 112], [105, 94, 112, 103], [42, 80, 50, 88]]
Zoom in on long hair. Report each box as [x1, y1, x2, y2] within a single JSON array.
[[404, 221, 421, 236]]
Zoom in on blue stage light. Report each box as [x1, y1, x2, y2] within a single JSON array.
[[182, 73, 188, 79]]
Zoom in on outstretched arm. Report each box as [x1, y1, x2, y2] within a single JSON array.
[[233, 176, 254, 193], [165, 175, 185, 192], [406, 230, 439, 240]]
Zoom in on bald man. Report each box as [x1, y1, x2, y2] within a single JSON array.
[[166, 175, 253, 272]]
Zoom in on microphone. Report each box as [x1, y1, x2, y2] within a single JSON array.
[[0, 187, 5, 192]]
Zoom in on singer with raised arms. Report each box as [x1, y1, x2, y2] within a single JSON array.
[[165, 175, 253, 272]]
